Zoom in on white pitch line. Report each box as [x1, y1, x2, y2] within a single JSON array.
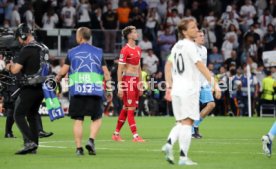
[[40, 140, 261, 145], [39, 145, 67, 149], [38, 144, 264, 155]]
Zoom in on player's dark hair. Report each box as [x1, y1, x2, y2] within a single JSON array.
[[177, 18, 197, 39], [122, 25, 136, 40], [78, 27, 91, 41]]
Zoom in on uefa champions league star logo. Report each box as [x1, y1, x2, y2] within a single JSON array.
[[44, 78, 57, 91], [72, 52, 101, 72]]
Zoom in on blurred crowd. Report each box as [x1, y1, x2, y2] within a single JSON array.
[[0, 0, 276, 117]]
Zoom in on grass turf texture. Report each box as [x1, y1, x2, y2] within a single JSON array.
[[0, 116, 275, 169]]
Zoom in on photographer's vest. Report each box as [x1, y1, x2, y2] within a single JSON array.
[[261, 76, 275, 101], [22, 41, 51, 85], [241, 75, 255, 97], [68, 43, 104, 97]]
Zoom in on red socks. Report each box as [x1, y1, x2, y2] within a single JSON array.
[[127, 110, 137, 135], [115, 109, 137, 136], [115, 109, 127, 133]]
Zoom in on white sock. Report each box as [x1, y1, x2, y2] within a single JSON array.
[[133, 133, 139, 138], [166, 123, 181, 149], [179, 125, 192, 159]]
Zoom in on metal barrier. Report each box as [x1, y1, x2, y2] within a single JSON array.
[[34, 29, 126, 60]]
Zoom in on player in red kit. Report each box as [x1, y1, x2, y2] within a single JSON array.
[[112, 26, 145, 142]]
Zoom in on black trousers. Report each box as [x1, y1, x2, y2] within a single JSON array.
[[5, 108, 14, 134], [5, 107, 44, 135], [14, 87, 43, 145]]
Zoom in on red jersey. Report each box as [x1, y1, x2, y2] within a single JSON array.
[[118, 44, 141, 65]]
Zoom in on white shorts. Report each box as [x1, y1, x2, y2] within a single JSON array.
[[172, 93, 200, 121]]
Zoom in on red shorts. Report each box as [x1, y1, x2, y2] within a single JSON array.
[[122, 76, 140, 108]]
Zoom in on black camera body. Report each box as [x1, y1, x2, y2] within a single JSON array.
[[0, 28, 21, 94], [0, 28, 21, 64]]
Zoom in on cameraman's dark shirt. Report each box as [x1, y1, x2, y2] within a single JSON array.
[[14, 45, 41, 76]]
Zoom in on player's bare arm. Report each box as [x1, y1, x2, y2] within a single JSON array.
[[138, 63, 143, 96], [102, 65, 113, 102], [117, 63, 126, 99], [165, 60, 173, 101]]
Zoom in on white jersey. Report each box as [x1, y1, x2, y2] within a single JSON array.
[[171, 39, 202, 97], [197, 45, 209, 87]]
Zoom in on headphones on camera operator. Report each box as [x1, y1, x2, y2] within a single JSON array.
[[14, 23, 53, 86]]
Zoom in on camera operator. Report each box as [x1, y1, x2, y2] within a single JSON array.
[[5, 23, 49, 155]]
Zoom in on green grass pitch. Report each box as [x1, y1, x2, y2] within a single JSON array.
[[0, 116, 275, 169]]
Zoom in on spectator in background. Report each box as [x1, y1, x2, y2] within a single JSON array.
[[224, 50, 240, 71], [142, 49, 159, 75], [133, 0, 148, 15], [240, 65, 259, 116], [145, 7, 159, 48], [109, 0, 119, 10], [175, 0, 185, 17], [33, 0, 47, 28], [224, 11, 240, 32], [76, 0, 91, 28], [4, 0, 14, 27], [183, 8, 196, 20], [248, 56, 258, 73], [129, 7, 145, 30], [156, 0, 167, 22], [42, 8, 59, 29], [253, 22, 265, 40], [24, 3, 35, 29], [90, 7, 103, 48], [215, 66, 228, 116], [255, 64, 266, 89], [157, 26, 176, 65], [147, 0, 159, 9], [62, 0, 79, 7], [201, 20, 217, 50], [230, 67, 243, 116], [255, 0, 268, 16], [10, 5, 20, 28], [166, 8, 181, 33], [117, 0, 131, 29], [260, 69, 276, 109], [207, 63, 215, 76], [138, 35, 153, 58], [191, 1, 202, 23], [263, 24, 276, 51], [61, 0, 76, 28], [204, 10, 217, 30], [259, 8, 273, 31], [102, 2, 118, 53], [244, 24, 261, 48], [208, 46, 224, 73], [218, 5, 240, 30], [245, 35, 258, 61], [224, 24, 240, 49], [110, 56, 122, 116], [222, 35, 235, 60], [240, 0, 256, 32]]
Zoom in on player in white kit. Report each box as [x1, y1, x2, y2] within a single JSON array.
[[192, 31, 216, 139], [162, 18, 221, 166]]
